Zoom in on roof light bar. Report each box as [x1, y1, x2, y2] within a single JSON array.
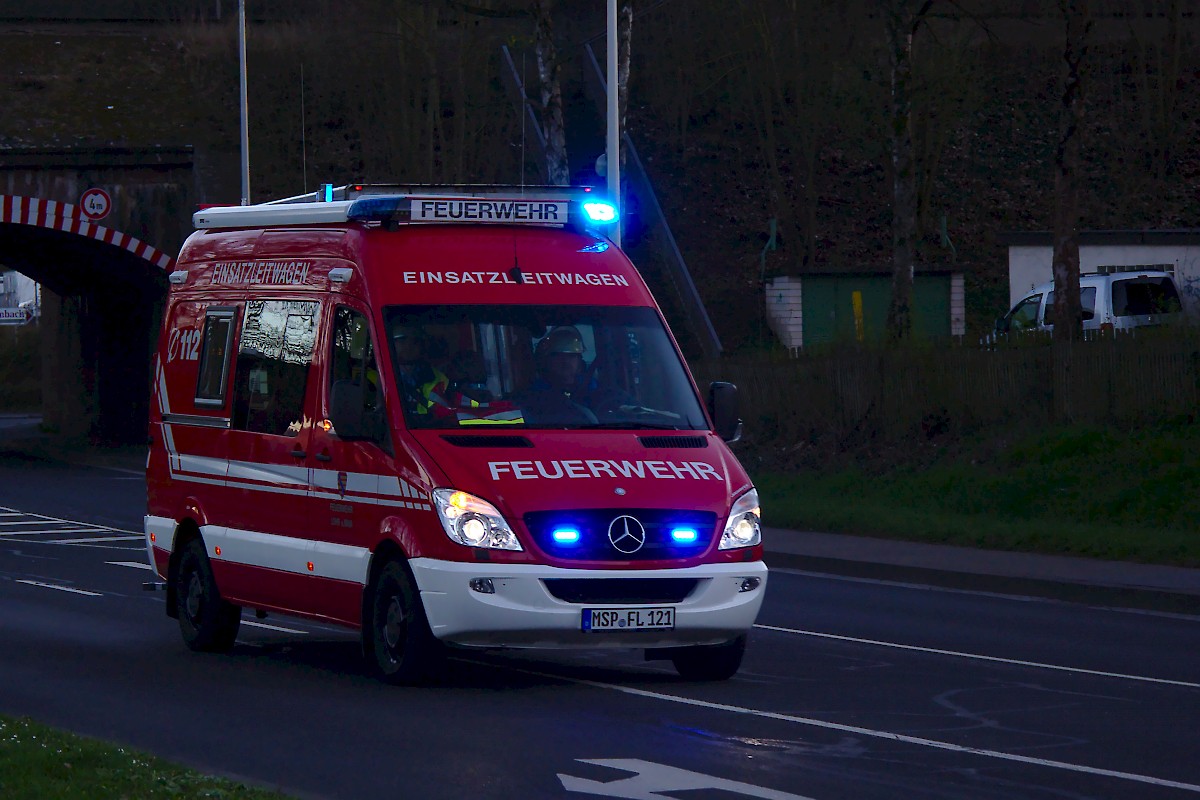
[[194, 186, 620, 232]]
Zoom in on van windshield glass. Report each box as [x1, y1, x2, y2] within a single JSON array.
[[382, 305, 708, 431]]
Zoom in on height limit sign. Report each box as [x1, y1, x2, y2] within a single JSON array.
[[79, 188, 111, 221]]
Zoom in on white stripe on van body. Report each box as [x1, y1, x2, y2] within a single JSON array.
[[202, 524, 371, 584], [144, 515, 177, 576]]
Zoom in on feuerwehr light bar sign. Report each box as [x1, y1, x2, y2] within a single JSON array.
[[410, 197, 568, 225]]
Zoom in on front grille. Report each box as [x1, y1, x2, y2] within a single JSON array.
[[524, 508, 717, 562], [543, 578, 699, 604]]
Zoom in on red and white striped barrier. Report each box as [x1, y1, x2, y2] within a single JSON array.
[[0, 195, 175, 271]]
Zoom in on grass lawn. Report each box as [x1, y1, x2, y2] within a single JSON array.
[[753, 422, 1200, 567], [0, 715, 292, 800]]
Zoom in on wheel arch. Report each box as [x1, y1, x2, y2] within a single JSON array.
[[165, 518, 203, 619]]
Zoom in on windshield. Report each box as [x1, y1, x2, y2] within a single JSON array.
[[383, 305, 709, 431]]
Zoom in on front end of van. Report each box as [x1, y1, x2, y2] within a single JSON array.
[[405, 431, 766, 653]]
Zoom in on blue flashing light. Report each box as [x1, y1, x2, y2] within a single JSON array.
[[552, 528, 581, 545], [321, 183, 334, 202], [670, 527, 699, 544], [581, 200, 619, 225], [347, 196, 406, 221]]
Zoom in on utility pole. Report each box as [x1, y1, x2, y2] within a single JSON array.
[[239, 0, 251, 205], [606, 0, 621, 247]]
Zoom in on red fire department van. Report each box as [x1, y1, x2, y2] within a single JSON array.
[[144, 184, 766, 683]]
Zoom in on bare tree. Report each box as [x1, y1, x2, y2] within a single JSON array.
[[1050, 0, 1092, 343], [532, 0, 570, 185]]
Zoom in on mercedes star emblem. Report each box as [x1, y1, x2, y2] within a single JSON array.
[[607, 515, 647, 554]]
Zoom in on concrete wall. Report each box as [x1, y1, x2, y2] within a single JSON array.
[[765, 277, 803, 351]]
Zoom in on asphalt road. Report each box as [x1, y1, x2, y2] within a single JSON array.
[[1, 453, 1199, 799]]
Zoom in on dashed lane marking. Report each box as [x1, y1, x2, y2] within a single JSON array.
[[15, 579, 102, 597], [106, 561, 153, 570], [0, 528, 105, 536], [0, 505, 139, 547], [44, 536, 142, 545], [241, 619, 309, 634]]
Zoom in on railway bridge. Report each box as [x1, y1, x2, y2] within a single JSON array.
[[0, 147, 194, 443]]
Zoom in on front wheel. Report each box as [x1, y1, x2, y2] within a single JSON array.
[[670, 635, 746, 681], [175, 538, 241, 652], [365, 559, 443, 684]]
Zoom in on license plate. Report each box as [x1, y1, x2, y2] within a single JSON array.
[[582, 607, 675, 632]]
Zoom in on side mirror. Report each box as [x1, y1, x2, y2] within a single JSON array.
[[708, 381, 742, 443], [994, 317, 1009, 334]]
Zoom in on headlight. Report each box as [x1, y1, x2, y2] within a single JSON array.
[[718, 488, 761, 550], [431, 489, 522, 551]]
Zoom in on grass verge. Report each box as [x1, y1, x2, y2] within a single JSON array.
[[753, 421, 1200, 567], [0, 715, 292, 800]]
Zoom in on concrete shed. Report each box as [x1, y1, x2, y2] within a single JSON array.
[[765, 269, 965, 350]]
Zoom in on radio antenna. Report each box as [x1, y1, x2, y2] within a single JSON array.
[[520, 51, 527, 191], [300, 62, 307, 193]]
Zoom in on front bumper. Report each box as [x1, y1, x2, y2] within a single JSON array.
[[409, 558, 768, 649]]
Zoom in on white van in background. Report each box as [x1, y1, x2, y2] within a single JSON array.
[[996, 268, 1184, 336]]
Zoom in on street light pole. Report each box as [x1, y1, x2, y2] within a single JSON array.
[[606, 0, 621, 247], [239, 0, 251, 205]]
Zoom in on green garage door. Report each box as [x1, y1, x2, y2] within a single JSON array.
[[803, 274, 950, 346]]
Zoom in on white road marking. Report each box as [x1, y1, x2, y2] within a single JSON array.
[[0, 528, 107, 537], [0, 520, 82, 526], [106, 561, 153, 570], [559, 759, 811, 799], [15, 579, 101, 597], [240, 619, 309, 634], [43, 536, 142, 545], [754, 624, 1200, 689], [500, 663, 1200, 794]]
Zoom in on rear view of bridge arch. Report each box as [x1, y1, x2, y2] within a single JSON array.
[[0, 147, 194, 443]]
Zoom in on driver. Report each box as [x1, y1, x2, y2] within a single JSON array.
[[535, 326, 588, 397], [517, 326, 599, 424]]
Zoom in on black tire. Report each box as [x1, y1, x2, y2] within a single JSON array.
[[670, 635, 746, 681], [175, 538, 241, 652], [365, 559, 443, 684]]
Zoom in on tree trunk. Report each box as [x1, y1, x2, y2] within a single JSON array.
[[617, 0, 632, 171], [533, 0, 569, 185], [884, 0, 931, 342], [1050, 0, 1091, 344]]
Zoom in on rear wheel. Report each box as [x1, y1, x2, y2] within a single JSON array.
[[175, 538, 241, 652], [670, 635, 746, 681], [365, 559, 442, 684]]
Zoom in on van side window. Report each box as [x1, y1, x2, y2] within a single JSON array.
[[329, 307, 388, 446], [1112, 277, 1182, 316], [194, 307, 237, 405], [1043, 287, 1096, 327], [232, 300, 319, 437]]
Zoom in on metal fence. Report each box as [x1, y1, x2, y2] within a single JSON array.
[[693, 329, 1200, 455]]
